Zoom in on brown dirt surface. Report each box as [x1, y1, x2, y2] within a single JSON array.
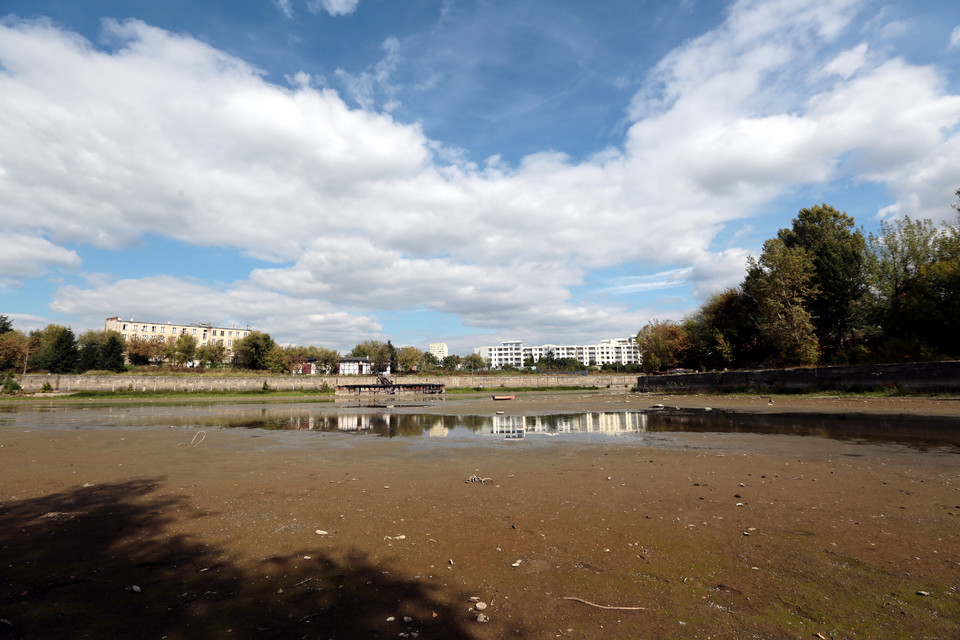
[[1, 392, 959, 639]]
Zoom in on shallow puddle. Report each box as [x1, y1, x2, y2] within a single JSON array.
[[2, 402, 959, 451]]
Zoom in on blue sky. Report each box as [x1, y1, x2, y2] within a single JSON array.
[[1, 0, 959, 354]]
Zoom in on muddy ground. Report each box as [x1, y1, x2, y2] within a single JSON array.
[[1, 392, 958, 639]]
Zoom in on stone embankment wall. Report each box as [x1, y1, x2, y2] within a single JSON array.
[[636, 360, 960, 393], [15, 373, 637, 394]]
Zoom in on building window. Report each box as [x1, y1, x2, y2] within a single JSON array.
[[160, 326, 166, 333], [192, 329, 197, 335]]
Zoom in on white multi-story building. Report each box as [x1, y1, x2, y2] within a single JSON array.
[[429, 342, 448, 360], [104, 317, 253, 358], [473, 338, 640, 369], [473, 339, 525, 369]]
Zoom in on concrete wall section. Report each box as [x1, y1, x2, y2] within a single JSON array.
[[15, 373, 637, 393], [636, 361, 960, 392]]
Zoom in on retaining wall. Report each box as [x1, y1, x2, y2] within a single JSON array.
[[14, 373, 637, 394], [635, 360, 960, 393]]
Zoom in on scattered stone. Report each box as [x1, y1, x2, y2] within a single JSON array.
[[386, 617, 395, 622], [403, 616, 413, 623], [476, 613, 489, 623], [917, 590, 930, 596], [129, 585, 141, 593], [511, 560, 522, 567], [475, 602, 488, 611], [315, 529, 328, 535], [468, 596, 480, 603]]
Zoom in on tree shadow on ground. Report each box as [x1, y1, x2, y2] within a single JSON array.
[[0, 479, 478, 639]]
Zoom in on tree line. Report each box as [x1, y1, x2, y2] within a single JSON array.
[[0, 318, 486, 376], [636, 194, 960, 373]]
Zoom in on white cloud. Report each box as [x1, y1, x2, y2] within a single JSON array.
[[306, 0, 358, 17], [50, 276, 382, 347], [950, 25, 960, 49], [820, 43, 869, 79], [273, 0, 293, 19], [1, 0, 959, 348], [335, 36, 402, 110], [0, 233, 81, 287]]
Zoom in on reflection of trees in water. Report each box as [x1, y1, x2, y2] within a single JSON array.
[[0, 479, 479, 639], [69, 404, 960, 450], [644, 411, 960, 450]]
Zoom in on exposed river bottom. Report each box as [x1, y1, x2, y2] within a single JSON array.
[[1, 392, 958, 639]]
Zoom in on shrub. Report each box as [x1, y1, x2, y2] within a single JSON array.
[[2, 372, 21, 395]]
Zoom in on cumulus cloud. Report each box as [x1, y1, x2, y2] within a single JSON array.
[[1, 0, 958, 348], [50, 276, 382, 347], [950, 25, 960, 49], [0, 233, 80, 287]]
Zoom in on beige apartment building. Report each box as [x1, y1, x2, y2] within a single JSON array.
[[104, 317, 252, 357]]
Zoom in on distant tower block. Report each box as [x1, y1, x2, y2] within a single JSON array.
[[429, 342, 448, 359]]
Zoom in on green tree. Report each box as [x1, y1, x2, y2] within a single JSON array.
[[744, 239, 820, 365], [101, 332, 126, 372], [395, 346, 422, 373], [683, 288, 757, 369], [866, 216, 940, 339], [0, 330, 28, 371], [0, 315, 13, 335], [2, 371, 21, 394], [126, 335, 164, 367], [440, 354, 462, 372], [171, 334, 198, 367], [777, 204, 867, 358], [279, 345, 314, 375], [636, 319, 690, 373], [196, 341, 227, 369], [351, 340, 392, 373], [865, 207, 960, 359], [462, 353, 486, 372], [316, 347, 340, 374], [35, 325, 79, 373], [264, 345, 287, 373], [233, 331, 277, 370], [418, 351, 439, 372], [76, 330, 106, 372]]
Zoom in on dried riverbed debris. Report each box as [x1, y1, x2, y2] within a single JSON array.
[[468, 596, 491, 622]]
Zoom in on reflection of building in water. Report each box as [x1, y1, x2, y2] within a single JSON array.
[[490, 415, 526, 439], [281, 412, 393, 432], [429, 417, 449, 438], [486, 412, 646, 436]]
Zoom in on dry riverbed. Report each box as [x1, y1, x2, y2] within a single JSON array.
[[1, 392, 958, 639]]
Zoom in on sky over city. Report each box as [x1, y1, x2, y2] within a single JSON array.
[[1, 0, 959, 353]]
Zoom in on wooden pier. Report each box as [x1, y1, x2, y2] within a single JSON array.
[[335, 374, 445, 398]]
